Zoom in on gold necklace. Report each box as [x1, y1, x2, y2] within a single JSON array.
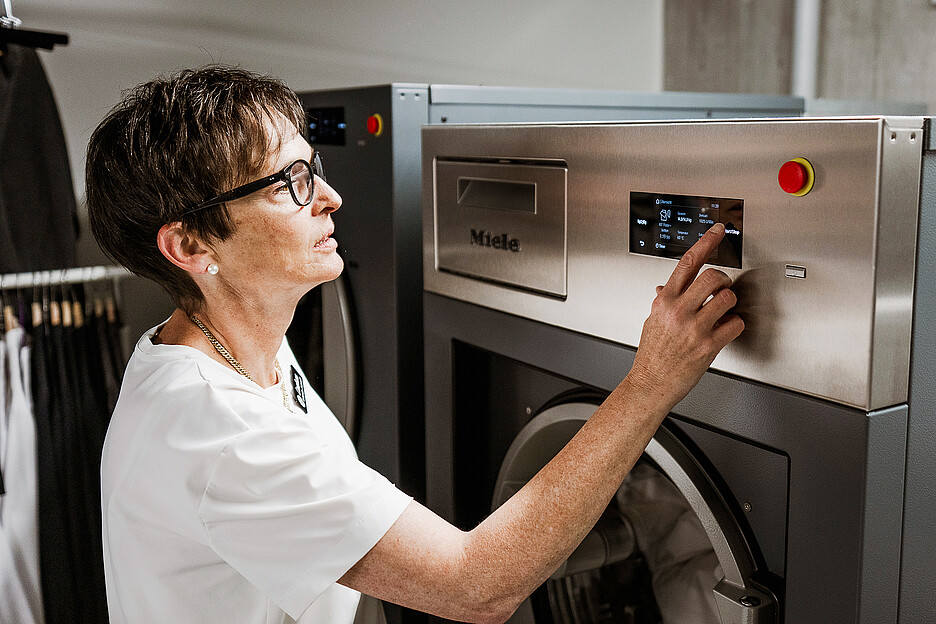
[[189, 314, 293, 412]]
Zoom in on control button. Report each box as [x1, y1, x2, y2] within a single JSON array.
[[778, 161, 804, 192], [366, 113, 384, 137], [778, 158, 814, 196]]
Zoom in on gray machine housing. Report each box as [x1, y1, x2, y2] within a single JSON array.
[[421, 117, 935, 622], [292, 84, 803, 501]]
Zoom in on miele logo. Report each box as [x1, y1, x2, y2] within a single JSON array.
[[470, 229, 521, 253]]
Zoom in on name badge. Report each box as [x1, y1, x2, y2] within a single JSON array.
[[290, 365, 308, 413]]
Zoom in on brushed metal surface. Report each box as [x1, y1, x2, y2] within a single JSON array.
[[422, 117, 925, 410], [434, 160, 567, 297]]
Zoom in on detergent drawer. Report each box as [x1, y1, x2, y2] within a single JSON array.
[[433, 159, 568, 298]]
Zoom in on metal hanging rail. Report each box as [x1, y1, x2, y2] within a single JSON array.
[[0, 266, 130, 290]]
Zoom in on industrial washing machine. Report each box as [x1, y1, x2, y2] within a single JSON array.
[[286, 84, 802, 503], [422, 116, 935, 623]]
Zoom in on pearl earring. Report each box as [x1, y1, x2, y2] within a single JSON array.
[[206, 264, 219, 275]]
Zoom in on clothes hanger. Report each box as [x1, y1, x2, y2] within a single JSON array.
[[69, 282, 84, 330], [59, 280, 72, 329], [81, 272, 94, 324], [41, 281, 52, 330], [31, 273, 42, 331], [0, 275, 7, 335], [0, 0, 68, 53], [105, 282, 117, 326], [16, 282, 28, 331], [47, 280, 60, 329]]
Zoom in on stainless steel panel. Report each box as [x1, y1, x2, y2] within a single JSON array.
[[871, 120, 924, 412], [422, 117, 925, 410], [428, 83, 804, 117], [434, 160, 567, 297]]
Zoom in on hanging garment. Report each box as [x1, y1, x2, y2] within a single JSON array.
[[75, 298, 108, 422], [0, 515, 36, 624], [91, 300, 121, 415], [51, 305, 98, 623], [64, 297, 108, 623], [0, 44, 78, 273], [29, 305, 76, 624], [0, 335, 7, 498], [97, 291, 125, 414], [0, 275, 124, 623], [103, 296, 125, 388], [0, 324, 43, 623], [54, 297, 109, 623]]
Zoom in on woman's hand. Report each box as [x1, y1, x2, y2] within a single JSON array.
[[625, 223, 745, 415]]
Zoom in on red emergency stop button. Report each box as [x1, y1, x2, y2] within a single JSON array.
[[778, 158, 814, 196], [366, 113, 384, 137]]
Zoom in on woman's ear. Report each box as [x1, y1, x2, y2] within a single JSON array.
[[157, 222, 214, 273]]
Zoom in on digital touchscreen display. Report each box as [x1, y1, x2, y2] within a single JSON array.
[[306, 107, 346, 146], [629, 192, 743, 269]]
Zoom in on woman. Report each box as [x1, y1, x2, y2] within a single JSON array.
[[86, 66, 743, 624]]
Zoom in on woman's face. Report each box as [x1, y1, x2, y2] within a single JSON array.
[[209, 116, 343, 299]]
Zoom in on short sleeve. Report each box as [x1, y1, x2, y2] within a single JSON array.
[[198, 422, 412, 619]]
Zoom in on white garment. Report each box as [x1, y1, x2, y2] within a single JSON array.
[[101, 326, 412, 624], [0, 338, 7, 496], [0, 328, 43, 623], [616, 460, 723, 624], [20, 342, 32, 417]]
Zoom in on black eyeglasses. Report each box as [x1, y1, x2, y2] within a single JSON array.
[[181, 152, 325, 216]]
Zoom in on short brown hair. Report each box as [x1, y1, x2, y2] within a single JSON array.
[[85, 65, 306, 309]]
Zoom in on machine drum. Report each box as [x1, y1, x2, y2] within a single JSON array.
[[493, 401, 777, 624], [544, 459, 723, 624]]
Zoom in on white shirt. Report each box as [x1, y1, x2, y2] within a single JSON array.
[[101, 326, 412, 624], [0, 328, 44, 624]]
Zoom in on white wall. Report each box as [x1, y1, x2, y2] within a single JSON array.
[[16, 0, 663, 259], [9, 0, 661, 337], [818, 0, 936, 113]]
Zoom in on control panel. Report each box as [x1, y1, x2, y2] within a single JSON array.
[[629, 191, 743, 268], [423, 117, 926, 410], [306, 107, 346, 146]]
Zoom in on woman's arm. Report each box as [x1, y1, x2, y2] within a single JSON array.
[[340, 224, 744, 623]]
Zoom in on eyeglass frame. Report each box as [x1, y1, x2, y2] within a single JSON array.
[[180, 152, 325, 217]]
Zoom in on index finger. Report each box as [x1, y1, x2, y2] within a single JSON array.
[[660, 223, 726, 297]]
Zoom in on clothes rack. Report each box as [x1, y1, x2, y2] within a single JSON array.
[[0, 264, 128, 624]]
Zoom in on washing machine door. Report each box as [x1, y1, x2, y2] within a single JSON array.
[[286, 275, 360, 440], [492, 402, 777, 624]]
